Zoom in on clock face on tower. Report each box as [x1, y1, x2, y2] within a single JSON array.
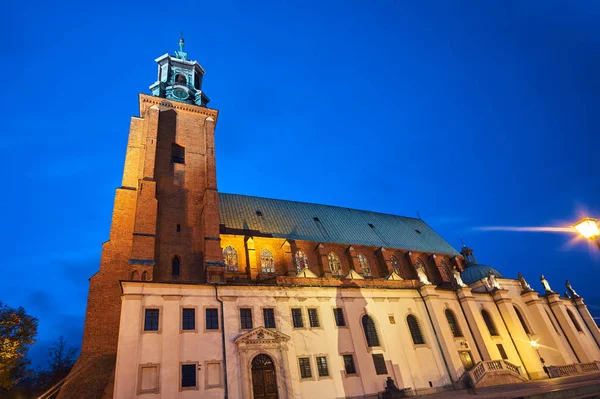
[[172, 88, 189, 101]]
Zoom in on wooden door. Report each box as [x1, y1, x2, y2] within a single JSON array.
[[251, 354, 278, 399]]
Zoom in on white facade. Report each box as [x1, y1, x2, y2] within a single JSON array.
[[113, 280, 600, 399]]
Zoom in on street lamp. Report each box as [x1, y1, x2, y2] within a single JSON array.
[[530, 341, 550, 378], [573, 217, 600, 249]]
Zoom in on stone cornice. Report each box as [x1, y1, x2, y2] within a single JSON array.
[[139, 94, 219, 120]]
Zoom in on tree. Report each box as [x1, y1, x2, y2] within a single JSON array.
[[34, 336, 78, 390], [0, 302, 38, 390]]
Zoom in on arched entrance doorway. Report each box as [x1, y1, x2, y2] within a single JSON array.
[[251, 353, 278, 399]]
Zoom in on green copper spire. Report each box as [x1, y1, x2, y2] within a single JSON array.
[[175, 33, 188, 61]]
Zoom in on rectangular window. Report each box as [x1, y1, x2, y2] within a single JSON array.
[[372, 354, 388, 375], [343, 354, 357, 375], [181, 364, 197, 388], [308, 308, 320, 328], [144, 309, 159, 331], [333, 308, 346, 327], [240, 308, 253, 330], [497, 344, 508, 360], [292, 308, 304, 328], [182, 308, 195, 331], [316, 356, 329, 377], [298, 357, 312, 379], [171, 143, 185, 164], [263, 308, 276, 328], [206, 308, 219, 330]]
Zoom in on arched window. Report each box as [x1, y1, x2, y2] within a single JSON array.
[[445, 309, 463, 337], [361, 315, 380, 347], [223, 246, 238, 271], [130, 270, 139, 280], [514, 306, 532, 335], [567, 309, 583, 332], [390, 256, 400, 274], [358, 254, 370, 276], [481, 309, 499, 336], [175, 74, 187, 85], [295, 250, 309, 272], [260, 248, 275, 273], [407, 315, 425, 344], [141, 271, 148, 281], [328, 252, 342, 275], [172, 256, 180, 277], [545, 310, 560, 335]]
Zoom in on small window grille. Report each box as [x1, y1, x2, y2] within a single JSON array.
[[181, 364, 196, 388], [263, 308, 276, 328], [144, 309, 159, 331], [343, 354, 356, 375], [292, 308, 304, 328], [308, 308, 320, 328], [240, 308, 253, 329], [372, 354, 388, 375], [206, 308, 219, 330], [316, 356, 329, 377], [182, 308, 195, 330], [298, 358, 312, 379], [333, 308, 346, 327]]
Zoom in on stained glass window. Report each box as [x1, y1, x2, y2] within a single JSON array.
[[260, 248, 275, 273], [567, 309, 583, 332], [362, 315, 380, 347], [390, 256, 400, 274], [407, 315, 425, 344], [223, 246, 238, 271], [514, 306, 532, 335], [328, 252, 342, 275], [445, 309, 463, 337], [481, 309, 499, 336], [295, 250, 309, 272], [358, 254, 370, 276]]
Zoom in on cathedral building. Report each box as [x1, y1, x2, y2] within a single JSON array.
[[57, 40, 600, 399]]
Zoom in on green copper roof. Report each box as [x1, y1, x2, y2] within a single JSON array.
[[218, 193, 459, 256]]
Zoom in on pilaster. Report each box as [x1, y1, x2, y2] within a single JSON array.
[[245, 236, 258, 279], [456, 287, 492, 360], [316, 243, 330, 277], [547, 293, 591, 362], [521, 291, 577, 365], [573, 297, 600, 350], [161, 295, 182, 397], [492, 289, 545, 379]]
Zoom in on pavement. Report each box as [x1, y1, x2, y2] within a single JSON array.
[[416, 373, 600, 398]]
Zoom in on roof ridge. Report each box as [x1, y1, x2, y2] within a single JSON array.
[[219, 192, 423, 222]]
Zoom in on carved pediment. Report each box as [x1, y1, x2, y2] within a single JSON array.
[[297, 268, 318, 278], [234, 327, 290, 346], [386, 271, 403, 281], [345, 270, 364, 280]]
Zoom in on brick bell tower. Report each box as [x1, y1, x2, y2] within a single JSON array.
[[58, 38, 225, 398]]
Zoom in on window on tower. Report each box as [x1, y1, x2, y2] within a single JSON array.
[[175, 74, 187, 85], [171, 143, 185, 164]]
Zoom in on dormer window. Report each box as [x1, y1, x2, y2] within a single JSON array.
[[175, 74, 187, 85]]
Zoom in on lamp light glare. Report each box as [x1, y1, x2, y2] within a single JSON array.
[[573, 218, 600, 239]]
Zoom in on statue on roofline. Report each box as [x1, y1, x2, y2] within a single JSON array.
[[540, 275, 555, 294], [486, 270, 502, 291], [518, 272, 534, 294], [415, 262, 431, 285], [453, 265, 467, 288], [565, 280, 580, 298]]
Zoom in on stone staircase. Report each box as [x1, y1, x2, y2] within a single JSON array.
[[467, 359, 527, 388]]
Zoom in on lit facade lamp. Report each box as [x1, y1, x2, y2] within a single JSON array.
[[529, 341, 550, 378], [573, 218, 600, 249]]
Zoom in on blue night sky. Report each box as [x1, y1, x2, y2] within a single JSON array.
[[2, 0, 599, 365]]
